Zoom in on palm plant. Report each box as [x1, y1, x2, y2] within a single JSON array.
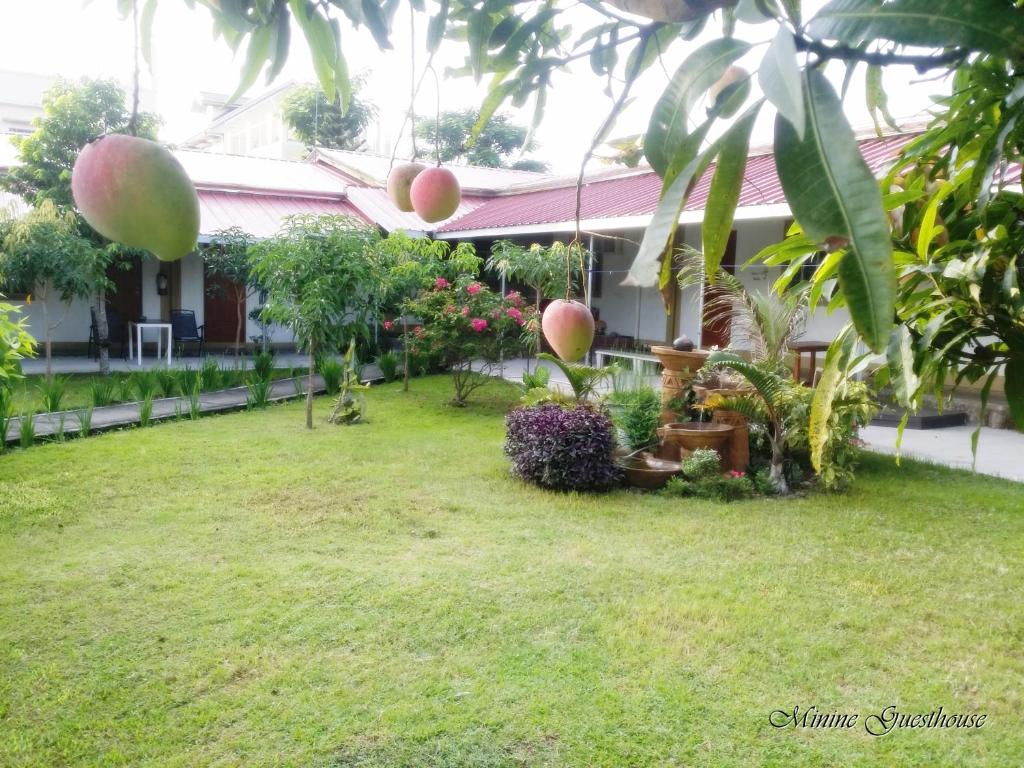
[[702, 351, 792, 493], [678, 249, 810, 373], [537, 353, 608, 403]]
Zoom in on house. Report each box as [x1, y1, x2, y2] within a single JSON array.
[[1, 127, 926, 361]]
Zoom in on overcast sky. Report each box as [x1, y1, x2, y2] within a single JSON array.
[[0, 1, 949, 174]]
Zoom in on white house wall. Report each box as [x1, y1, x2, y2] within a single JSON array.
[[12, 286, 93, 345], [590, 231, 668, 342]]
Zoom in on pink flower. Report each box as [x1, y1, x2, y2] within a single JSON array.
[[470, 318, 488, 333], [444, 304, 455, 314], [434, 277, 449, 290], [506, 290, 523, 306], [506, 307, 524, 325], [383, 320, 393, 331], [461, 305, 470, 316], [414, 325, 425, 338], [491, 309, 501, 319], [728, 470, 746, 478], [466, 282, 482, 296]]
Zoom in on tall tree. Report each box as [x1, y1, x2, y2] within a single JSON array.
[[415, 110, 545, 170], [0, 77, 158, 376], [282, 80, 377, 151], [249, 215, 380, 429]]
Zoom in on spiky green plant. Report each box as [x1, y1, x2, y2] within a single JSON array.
[[36, 375, 68, 413], [175, 366, 200, 397], [537, 353, 608, 403], [77, 407, 93, 438], [154, 367, 178, 398], [247, 378, 272, 409], [86, 378, 114, 408], [375, 351, 400, 383], [200, 358, 221, 391], [139, 395, 154, 427], [252, 351, 275, 382], [132, 370, 159, 401], [317, 358, 343, 395], [0, 388, 14, 451], [703, 351, 790, 493], [678, 249, 810, 373], [18, 411, 35, 449], [188, 384, 202, 421]]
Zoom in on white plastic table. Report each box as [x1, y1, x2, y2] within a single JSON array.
[[128, 322, 172, 366]]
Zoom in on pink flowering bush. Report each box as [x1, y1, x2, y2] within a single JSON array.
[[405, 277, 535, 406]]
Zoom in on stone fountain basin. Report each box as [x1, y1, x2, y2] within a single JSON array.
[[617, 453, 682, 490], [650, 345, 710, 373], [657, 421, 734, 462]]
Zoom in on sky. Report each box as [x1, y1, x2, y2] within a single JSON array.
[[0, 1, 950, 174]]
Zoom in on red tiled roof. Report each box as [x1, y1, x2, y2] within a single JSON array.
[[344, 186, 489, 233], [197, 191, 367, 239], [437, 134, 917, 234]]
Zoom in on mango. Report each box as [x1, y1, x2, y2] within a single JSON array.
[[387, 162, 426, 212], [410, 166, 461, 223], [72, 134, 199, 261], [541, 299, 595, 362]]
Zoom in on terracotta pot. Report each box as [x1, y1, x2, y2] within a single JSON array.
[[617, 453, 683, 490], [657, 421, 734, 464]]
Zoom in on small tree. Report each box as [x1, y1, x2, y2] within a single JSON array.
[[249, 215, 381, 429], [1, 201, 97, 379], [205, 227, 257, 358], [486, 240, 583, 369], [404, 276, 533, 406], [373, 231, 481, 392], [282, 80, 377, 151]]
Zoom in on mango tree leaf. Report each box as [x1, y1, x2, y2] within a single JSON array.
[[140, 0, 158, 69], [645, 38, 750, 178], [427, 0, 449, 52], [886, 323, 920, 407], [774, 69, 894, 352], [228, 24, 273, 103], [1005, 359, 1024, 430], [759, 27, 803, 140], [625, 154, 705, 287], [866, 65, 900, 136], [808, 0, 1024, 57], [290, 0, 339, 100], [703, 108, 758, 277], [809, 325, 857, 472]]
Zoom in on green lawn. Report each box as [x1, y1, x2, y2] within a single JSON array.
[[1, 376, 1022, 766]]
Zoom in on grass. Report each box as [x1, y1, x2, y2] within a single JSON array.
[[0, 376, 1022, 766]]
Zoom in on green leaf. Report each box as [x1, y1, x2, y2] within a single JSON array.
[[290, 0, 339, 99], [625, 153, 705, 287], [808, 326, 857, 472], [228, 24, 273, 103], [885, 324, 920, 408], [759, 28, 803, 140], [427, 0, 449, 53], [774, 70, 894, 352], [360, 0, 393, 50], [702, 108, 758, 277], [645, 38, 750, 178], [1005, 359, 1024, 430], [865, 65, 899, 137], [808, 0, 1024, 57], [140, 0, 158, 69]]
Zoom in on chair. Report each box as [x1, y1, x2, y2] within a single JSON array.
[[88, 306, 128, 360], [170, 309, 205, 358]]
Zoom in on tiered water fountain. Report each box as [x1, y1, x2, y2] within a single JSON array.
[[619, 336, 749, 489]]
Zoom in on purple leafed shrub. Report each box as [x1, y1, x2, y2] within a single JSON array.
[[504, 404, 621, 492]]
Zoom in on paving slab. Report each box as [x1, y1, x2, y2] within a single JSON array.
[[861, 424, 1024, 483]]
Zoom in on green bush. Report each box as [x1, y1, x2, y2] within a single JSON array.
[[89, 377, 117, 408], [154, 367, 178, 398], [77, 407, 93, 438], [664, 471, 755, 503], [36, 375, 68, 413], [606, 387, 661, 452], [132, 370, 159, 401], [375, 351, 400, 383], [175, 367, 200, 397], [252, 351, 275, 382], [19, 411, 34, 449], [139, 395, 154, 427], [247, 378, 272, 409], [680, 448, 722, 480], [317, 358, 343, 395], [200, 358, 221, 391]]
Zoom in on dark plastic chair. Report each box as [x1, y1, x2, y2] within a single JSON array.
[[88, 306, 127, 359], [170, 309, 205, 358]]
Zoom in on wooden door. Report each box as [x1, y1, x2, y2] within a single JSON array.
[[107, 257, 142, 320], [701, 231, 737, 348], [204, 266, 246, 345]]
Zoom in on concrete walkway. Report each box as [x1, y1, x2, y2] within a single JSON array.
[[861, 424, 1024, 483], [3, 375, 325, 445]]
